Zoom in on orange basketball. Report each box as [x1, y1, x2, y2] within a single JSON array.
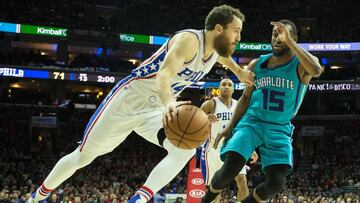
[[164, 105, 210, 149]]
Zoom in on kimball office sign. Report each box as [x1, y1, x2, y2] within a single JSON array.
[[237, 43, 272, 51], [20, 25, 67, 37]]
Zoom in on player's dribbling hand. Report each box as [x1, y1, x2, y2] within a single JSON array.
[[163, 101, 191, 128], [213, 125, 232, 149], [208, 114, 219, 123]]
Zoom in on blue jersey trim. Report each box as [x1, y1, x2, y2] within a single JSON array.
[[294, 83, 301, 111]]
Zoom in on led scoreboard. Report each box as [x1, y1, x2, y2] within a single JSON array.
[[1, 66, 360, 91], [0, 67, 123, 84]]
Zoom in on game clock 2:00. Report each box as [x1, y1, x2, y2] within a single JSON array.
[[96, 75, 116, 83]]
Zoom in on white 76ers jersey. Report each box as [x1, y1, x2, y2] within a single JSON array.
[[128, 29, 219, 97], [210, 97, 237, 146]]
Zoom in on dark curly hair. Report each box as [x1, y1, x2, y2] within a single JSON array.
[[205, 4, 245, 31]]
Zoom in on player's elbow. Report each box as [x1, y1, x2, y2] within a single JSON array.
[[310, 65, 322, 77]]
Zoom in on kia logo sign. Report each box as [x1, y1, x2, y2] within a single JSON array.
[[189, 189, 205, 198], [191, 178, 204, 185]]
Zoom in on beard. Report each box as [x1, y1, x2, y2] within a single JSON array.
[[213, 33, 235, 57], [272, 45, 290, 56]]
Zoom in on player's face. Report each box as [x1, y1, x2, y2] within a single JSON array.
[[271, 26, 290, 56], [219, 79, 234, 98], [214, 16, 242, 57]]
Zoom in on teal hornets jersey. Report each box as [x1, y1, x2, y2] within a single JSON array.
[[245, 54, 308, 124]]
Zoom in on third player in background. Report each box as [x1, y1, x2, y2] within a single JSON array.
[[200, 78, 258, 202]]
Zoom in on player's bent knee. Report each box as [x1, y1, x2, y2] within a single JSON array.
[[72, 149, 97, 168], [257, 174, 287, 199], [211, 152, 246, 189], [163, 138, 196, 155], [163, 138, 174, 151], [222, 152, 246, 175], [265, 165, 288, 195], [268, 175, 286, 193], [169, 147, 196, 159], [260, 177, 286, 197], [165, 139, 195, 156]]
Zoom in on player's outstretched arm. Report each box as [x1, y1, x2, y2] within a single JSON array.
[[155, 33, 199, 126], [214, 85, 254, 148], [214, 59, 257, 148], [224, 59, 257, 130], [218, 56, 255, 86]]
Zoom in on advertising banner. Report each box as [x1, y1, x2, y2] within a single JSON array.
[[20, 25, 67, 37], [186, 157, 206, 203]]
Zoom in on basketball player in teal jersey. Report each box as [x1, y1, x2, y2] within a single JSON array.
[[201, 20, 322, 203]]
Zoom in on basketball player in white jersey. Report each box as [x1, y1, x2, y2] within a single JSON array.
[[27, 5, 255, 203], [200, 79, 258, 202]]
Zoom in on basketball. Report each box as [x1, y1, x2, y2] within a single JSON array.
[[164, 105, 210, 149]]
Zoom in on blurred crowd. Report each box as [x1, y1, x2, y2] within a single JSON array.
[[275, 123, 360, 202], [0, 48, 136, 74], [0, 105, 187, 203], [0, 104, 359, 203], [0, 0, 359, 42]]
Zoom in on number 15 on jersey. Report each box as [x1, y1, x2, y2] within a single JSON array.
[[261, 89, 285, 112]]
